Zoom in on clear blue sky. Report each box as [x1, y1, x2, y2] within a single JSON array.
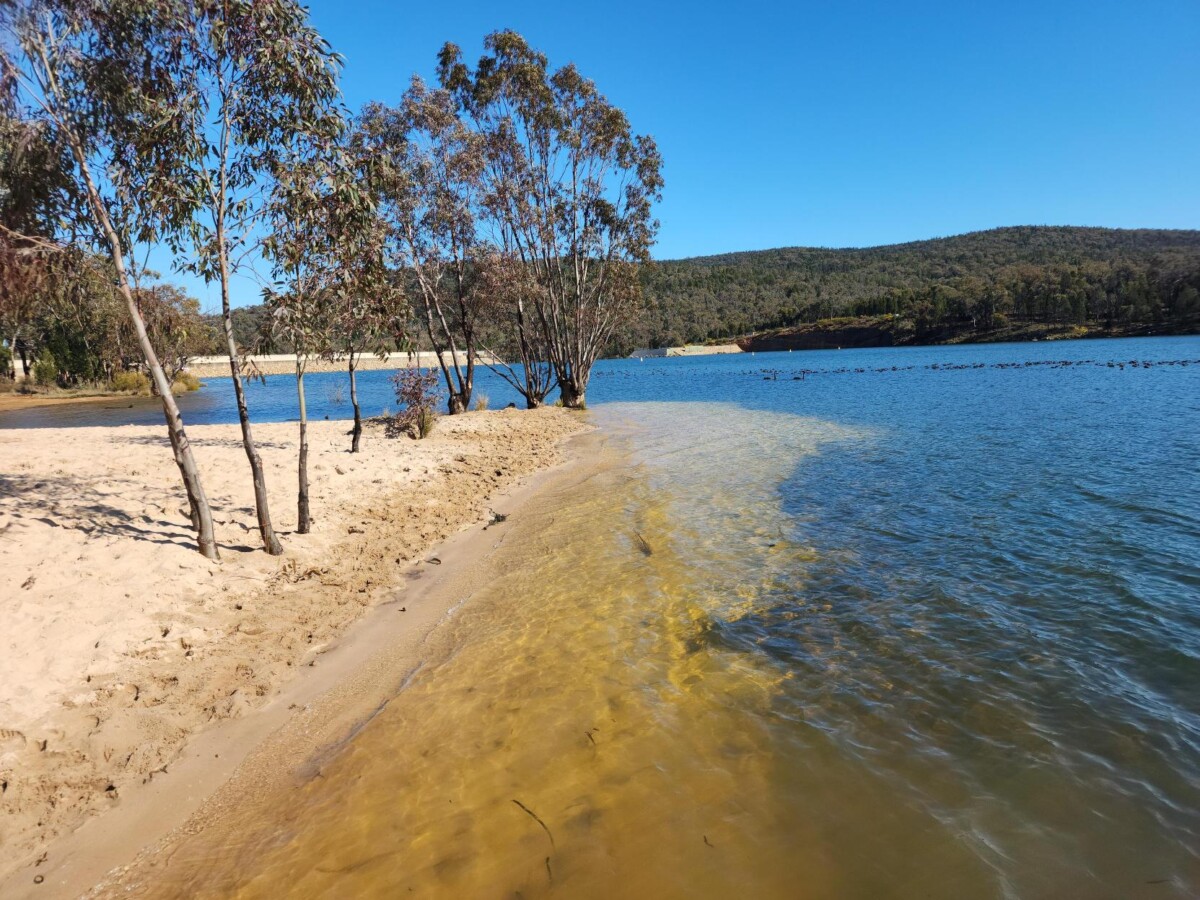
[[166, 0, 1200, 310]]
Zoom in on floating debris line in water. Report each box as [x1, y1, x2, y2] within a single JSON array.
[[734, 356, 1200, 382]]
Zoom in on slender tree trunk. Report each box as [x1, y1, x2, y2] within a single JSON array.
[[217, 237, 282, 555], [462, 348, 475, 412], [70, 144, 219, 559], [348, 353, 362, 453], [515, 302, 551, 408], [296, 358, 310, 534]]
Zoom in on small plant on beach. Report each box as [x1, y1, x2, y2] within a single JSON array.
[[32, 349, 57, 386], [388, 367, 442, 439], [111, 369, 151, 394], [415, 407, 438, 439], [473, 393, 488, 411]]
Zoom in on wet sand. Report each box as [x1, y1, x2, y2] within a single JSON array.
[[0, 408, 589, 895], [0, 392, 140, 414]]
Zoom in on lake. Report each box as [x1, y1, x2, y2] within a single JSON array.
[[11, 337, 1200, 898]]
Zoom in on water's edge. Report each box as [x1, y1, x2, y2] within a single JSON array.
[[1, 428, 609, 900]]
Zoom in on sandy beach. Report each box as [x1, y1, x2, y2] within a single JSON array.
[[0, 407, 589, 892]]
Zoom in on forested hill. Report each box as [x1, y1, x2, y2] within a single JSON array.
[[217, 226, 1200, 355], [628, 226, 1200, 350]]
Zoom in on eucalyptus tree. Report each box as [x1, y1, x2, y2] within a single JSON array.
[[438, 31, 663, 408], [324, 123, 408, 451], [474, 248, 556, 408], [157, 0, 343, 555], [331, 234, 404, 453], [260, 281, 327, 535], [0, 0, 219, 558], [263, 143, 358, 531], [0, 84, 69, 368], [358, 81, 487, 415]]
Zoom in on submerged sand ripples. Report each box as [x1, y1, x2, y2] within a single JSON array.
[[106, 398, 1200, 899]]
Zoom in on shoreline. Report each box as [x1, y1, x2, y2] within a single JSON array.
[[71, 428, 604, 899], [0, 392, 150, 414], [183, 350, 494, 379], [0, 409, 591, 896]]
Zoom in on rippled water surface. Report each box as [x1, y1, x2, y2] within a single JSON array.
[[31, 337, 1200, 898]]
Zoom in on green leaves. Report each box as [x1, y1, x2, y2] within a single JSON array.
[[436, 30, 664, 402]]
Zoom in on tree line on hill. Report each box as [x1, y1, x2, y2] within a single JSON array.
[[631, 226, 1200, 349], [206, 225, 1200, 357], [1, 1, 660, 558]]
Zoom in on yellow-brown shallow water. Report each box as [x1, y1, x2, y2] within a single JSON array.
[[105, 394, 1200, 899]]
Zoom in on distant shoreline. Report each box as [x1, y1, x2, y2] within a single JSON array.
[[732, 316, 1200, 353], [627, 320, 1199, 359], [183, 350, 495, 379]]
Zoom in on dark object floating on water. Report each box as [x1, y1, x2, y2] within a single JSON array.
[[633, 531, 653, 556], [748, 357, 1197, 383], [704, 835, 714, 848], [505, 401, 517, 409]]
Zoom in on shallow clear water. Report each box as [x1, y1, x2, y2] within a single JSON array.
[[22, 337, 1200, 898]]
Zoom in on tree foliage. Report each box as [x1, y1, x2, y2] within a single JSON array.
[[357, 78, 488, 414], [634, 227, 1200, 348], [1, 0, 227, 557], [438, 30, 663, 407]]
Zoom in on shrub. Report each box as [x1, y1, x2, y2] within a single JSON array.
[[415, 407, 438, 439], [473, 393, 489, 411], [111, 369, 151, 394], [172, 371, 201, 392], [32, 350, 57, 386], [0, 377, 14, 393], [388, 367, 442, 439]]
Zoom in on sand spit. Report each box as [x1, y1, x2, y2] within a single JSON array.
[[0, 408, 588, 886]]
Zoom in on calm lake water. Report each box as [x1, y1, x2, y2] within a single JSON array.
[[13, 337, 1200, 898]]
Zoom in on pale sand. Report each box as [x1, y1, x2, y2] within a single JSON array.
[[0, 393, 139, 414], [0, 408, 589, 890], [183, 350, 496, 378]]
